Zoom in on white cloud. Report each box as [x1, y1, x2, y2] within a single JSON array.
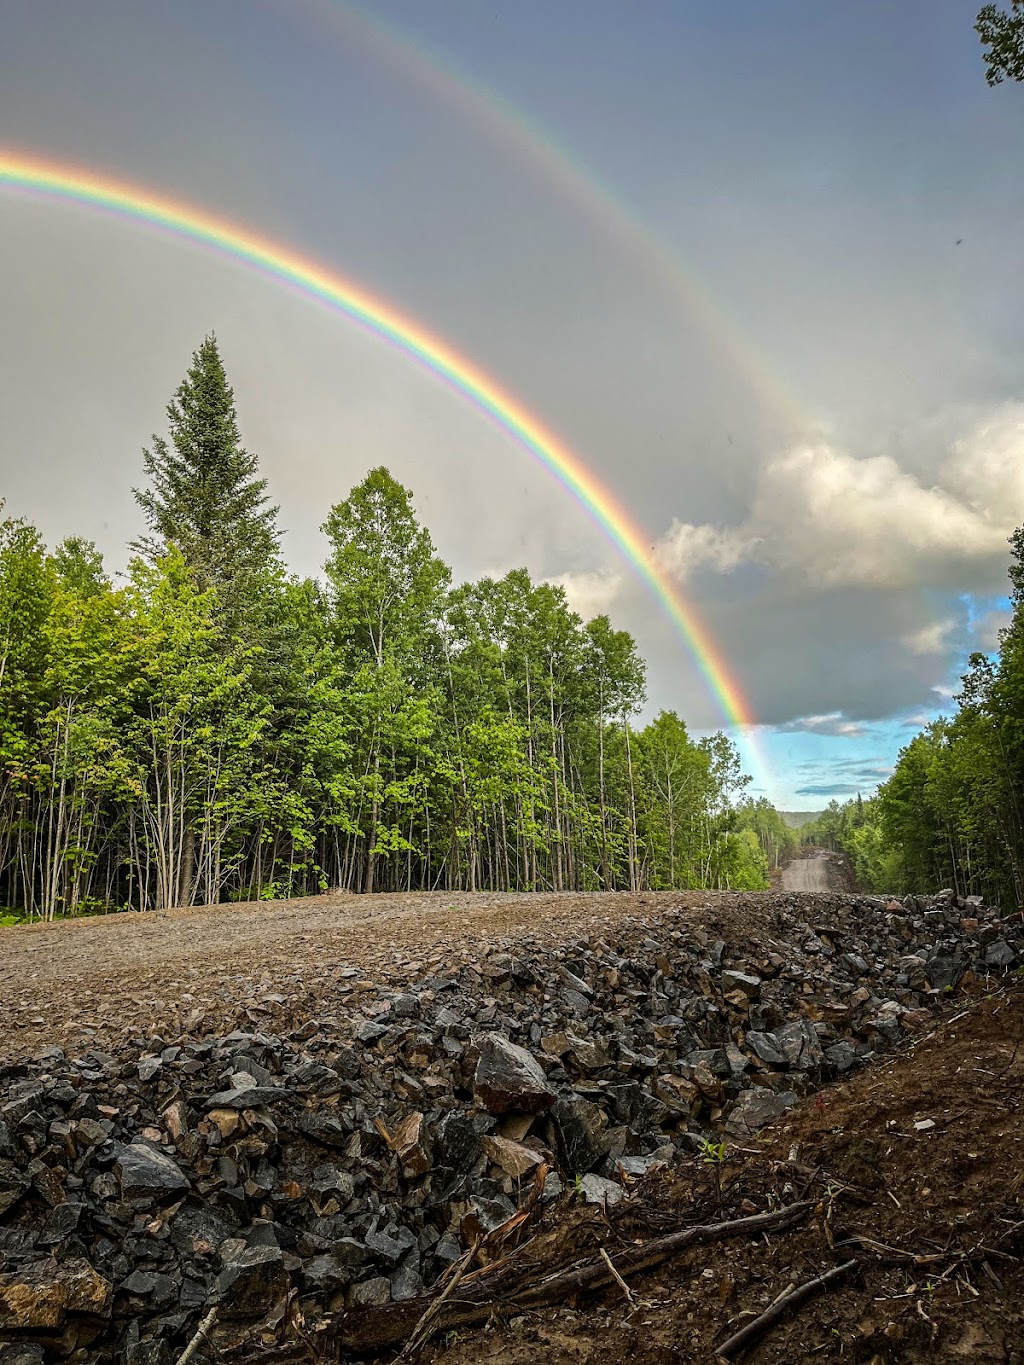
[[778, 713, 869, 737], [903, 618, 956, 655], [546, 568, 623, 620], [654, 521, 753, 579], [648, 406, 1024, 593]]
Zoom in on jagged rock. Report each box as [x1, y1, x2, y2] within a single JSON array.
[[390, 1260, 424, 1301], [824, 1041, 859, 1072], [984, 939, 1015, 967], [746, 1031, 789, 1068], [204, 1084, 292, 1109], [473, 1035, 556, 1115], [0, 1159, 29, 1216], [434, 1111, 482, 1171], [550, 1096, 609, 1174], [0, 1257, 111, 1330], [214, 1246, 289, 1318], [773, 1019, 823, 1070], [578, 1173, 625, 1206], [0, 1347, 46, 1365], [348, 1276, 390, 1307], [725, 1087, 798, 1136], [481, 1134, 544, 1178], [114, 1142, 190, 1201], [390, 1111, 430, 1175], [925, 955, 965, 992], [721, 970, 761, 998]]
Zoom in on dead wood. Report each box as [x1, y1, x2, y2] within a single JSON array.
[[331, 1201, 812, 1354], [714, 1259, 857, 1360]]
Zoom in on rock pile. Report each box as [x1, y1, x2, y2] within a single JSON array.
[[0, 889, 1020, 1361]]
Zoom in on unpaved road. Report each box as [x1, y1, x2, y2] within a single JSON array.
[[781, 849, 836, 891]]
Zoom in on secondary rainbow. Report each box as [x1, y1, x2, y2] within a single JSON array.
[[0, 151, 760, 744], [301, 0, 814, 437]]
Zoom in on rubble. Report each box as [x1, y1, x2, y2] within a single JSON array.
[[0, 887, 1020, 1360]]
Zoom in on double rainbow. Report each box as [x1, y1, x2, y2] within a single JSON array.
[[0, 152, 759, 751]]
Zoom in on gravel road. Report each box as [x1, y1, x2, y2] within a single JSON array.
[[781, 850, 834, 892]]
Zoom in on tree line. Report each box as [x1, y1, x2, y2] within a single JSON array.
[[802, 521, 1024, 904], [0, 337, 791, 920]]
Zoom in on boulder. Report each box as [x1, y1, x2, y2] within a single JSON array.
[[114, 1142, 190, 1201], [473, 1036, 556, 1115]]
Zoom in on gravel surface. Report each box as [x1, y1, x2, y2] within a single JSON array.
[[780, 851, 833, 891], [1, 888, 784, 1059]]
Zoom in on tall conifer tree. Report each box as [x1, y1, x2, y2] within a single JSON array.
[[133, 336, 280, 612]]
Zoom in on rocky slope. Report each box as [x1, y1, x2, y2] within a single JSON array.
[[0, 888, 1021, 1362]]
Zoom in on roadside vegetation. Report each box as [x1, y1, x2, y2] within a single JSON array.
[[801, 520, 1024, 904], [0, 338, 798, 920]]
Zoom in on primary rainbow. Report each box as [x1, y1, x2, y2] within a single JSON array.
[[0, 151, 760, 747]]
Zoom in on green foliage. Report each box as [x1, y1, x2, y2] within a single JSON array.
[[133, 335, 280, 623], [0, 345, 790, 917], [977, 2, 1024, 85], [806, 521, 1024, 902]]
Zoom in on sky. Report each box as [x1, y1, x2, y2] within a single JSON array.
[[1, 0, 1022, 806]]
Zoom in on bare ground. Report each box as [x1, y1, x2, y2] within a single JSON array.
[[2, 888, 795, 1060], [416, 984, 1024, 1365], [3, 890, 1022, 1362]]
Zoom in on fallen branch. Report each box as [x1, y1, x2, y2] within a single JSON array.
[[715, 1260, 856, 1360], [173, 1307, 218, 1365], [397, 1243, 477, 1360], [333, 1202, 811, 1354], [600, 1246, 638, 1308]]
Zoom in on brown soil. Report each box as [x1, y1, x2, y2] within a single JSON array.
[[3, 889, 787, 1060], [3, 892, 1021, 1362], [416, 984, 1024, 1365]]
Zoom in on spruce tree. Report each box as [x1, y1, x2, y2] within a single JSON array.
[[133, 336, 280, 613]]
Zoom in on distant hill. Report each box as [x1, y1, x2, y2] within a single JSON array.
[[778, 810, 823, 830]]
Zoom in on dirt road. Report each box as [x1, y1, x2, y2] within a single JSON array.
[[781, 848, 835, 891]]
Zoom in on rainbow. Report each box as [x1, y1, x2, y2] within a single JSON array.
[[300, 0, 814, 437], [0, 151, 763, 768]]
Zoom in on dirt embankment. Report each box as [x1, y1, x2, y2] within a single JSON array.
[[0, 887, 1022, 1362]]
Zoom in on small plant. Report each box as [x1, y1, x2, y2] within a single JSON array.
[[698, 1138, 727, 1206], [699, 1139, 727, 1165]]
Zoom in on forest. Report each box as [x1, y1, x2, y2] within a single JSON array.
[[0, 337, 797, 920], [802, 525, 1024, 907]]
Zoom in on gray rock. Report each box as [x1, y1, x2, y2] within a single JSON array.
[[824, 1041, 859, 1073], [773, 1019, 823, 1070], [114, 1142, 190, 1201], [550, 1095, 609, 1174], [746, 1031, 789, 1068], [725, 1087, 798, 1136], [473, 1035, 556, 1115], [925, 955, 965, 992], [721, 970, 761, 998], [984, 939, 1015, 967], [214, 1246, 290, 1318], [390, 1259, 424, 1301], [348, 1276, 390, 1307], [578, 1173, 625, 1205], [204, 1084, 292, 1109]]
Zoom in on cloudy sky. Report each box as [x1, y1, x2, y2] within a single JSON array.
[[1, 0, 1022, 806]]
